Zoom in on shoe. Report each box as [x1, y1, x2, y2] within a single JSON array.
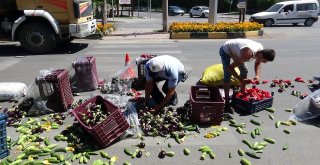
[[169, 92, 178, 106], [224, 104, 235, 114]]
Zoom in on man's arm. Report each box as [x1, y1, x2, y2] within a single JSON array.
[[144, 80, 153, 105], [154, 87, 176, 112], [254, 60, 261, 81]]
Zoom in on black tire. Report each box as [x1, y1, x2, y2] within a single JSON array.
[[18, 22, 57, 54], [292, 23, 298, 26], [201, 13, 205, 18], [189, 13, 193, 18], [304, 18, 314, 26], [181, 13, 184, 16], [264, 19, 273, 27]]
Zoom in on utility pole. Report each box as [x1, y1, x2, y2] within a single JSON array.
[[162, 0, 168, 32], [208, 0, 218, 24]]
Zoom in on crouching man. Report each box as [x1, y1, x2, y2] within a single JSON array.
[[144, 55, 187, 113]]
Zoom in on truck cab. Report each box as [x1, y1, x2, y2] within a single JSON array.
[[0, 0, 96, 53]]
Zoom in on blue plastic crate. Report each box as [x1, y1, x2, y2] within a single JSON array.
[[0, 113, 9, 159]]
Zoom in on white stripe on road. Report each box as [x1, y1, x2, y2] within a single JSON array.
[[86, 50, 182, 55], [94, 45, 178, 48], [98, 40, 176, 44], [0, 58, 21, 71]]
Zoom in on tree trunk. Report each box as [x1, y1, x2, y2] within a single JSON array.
[[102, 0, 108, 25]]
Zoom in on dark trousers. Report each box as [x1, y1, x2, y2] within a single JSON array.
[[151, 79, 177, 104]]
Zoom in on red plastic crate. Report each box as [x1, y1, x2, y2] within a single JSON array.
[[0, 113, 9, 159], [190, 86, 225, 125], [36, 69, 73, 112], [72, 56, 98, 92], [72, 95, 129, 148], [232, 95, 273, 115]]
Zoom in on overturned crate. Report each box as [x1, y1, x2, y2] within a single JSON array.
[[190, 86, 225, 125], [35, 69, 73, 112], [71, 56, 99, 92], [72, 95, 129, 148]]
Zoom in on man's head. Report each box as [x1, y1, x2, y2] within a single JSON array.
[[259, 49, 275, 63], [148, 58, 165, 72]]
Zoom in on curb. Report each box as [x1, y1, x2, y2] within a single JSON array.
[[170, 30, 263, 39]]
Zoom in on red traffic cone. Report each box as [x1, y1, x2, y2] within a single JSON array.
[[125, 53, 131, 66], [121, 53, 136, 79]]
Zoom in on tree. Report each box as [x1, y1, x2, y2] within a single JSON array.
[[93, 0, 109, 25]]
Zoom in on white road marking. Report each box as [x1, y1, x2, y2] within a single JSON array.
[[0, 58, 21, 71]]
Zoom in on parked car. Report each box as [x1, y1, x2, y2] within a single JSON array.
[[168, 6, 185, 16], [249, 0, 319, 27], [189, 6, 209, 18]]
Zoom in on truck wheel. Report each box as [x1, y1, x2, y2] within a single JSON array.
[[304, 18, 314, 27], [18, 23, 57, 54], [264, 19, 273, 27]]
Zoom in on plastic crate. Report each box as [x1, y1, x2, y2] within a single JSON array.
[[36, 69, 73, 112], [137, 54, 157, 79], [72, 95, 129, 148], [72, 56, 98, 92], [190, 86, 225, 125], [0, 113, 9, 159], [131, 78, 146, 91], [232, 95, 273, 115]]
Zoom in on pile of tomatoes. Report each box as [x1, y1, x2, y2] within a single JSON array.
[[234, 86, 272, 102]]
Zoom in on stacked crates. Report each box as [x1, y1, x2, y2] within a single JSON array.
[[36, 69, 73, 112], [0, 113, 9, 159]]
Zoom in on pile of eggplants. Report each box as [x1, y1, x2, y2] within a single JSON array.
[[3, 98, 33, 126], [80, 103, 111, 127], [135, 100, 194, 137]]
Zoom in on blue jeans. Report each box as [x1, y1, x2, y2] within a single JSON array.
[[219, 46, 248, 83]]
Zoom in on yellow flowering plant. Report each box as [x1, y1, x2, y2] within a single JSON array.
[[96, 22, 115, 33], [169, 22, 263, 33]]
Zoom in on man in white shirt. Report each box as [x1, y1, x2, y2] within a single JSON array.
[[144, 55, 186, 113], [220, 39, 276, 113]]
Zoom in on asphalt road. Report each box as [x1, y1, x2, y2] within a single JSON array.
[[1, 12, 320, 165]]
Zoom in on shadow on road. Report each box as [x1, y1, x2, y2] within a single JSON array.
[[0, 42, 89, 57]]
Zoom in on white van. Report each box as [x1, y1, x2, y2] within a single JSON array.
[[249, 0, 319, 26]]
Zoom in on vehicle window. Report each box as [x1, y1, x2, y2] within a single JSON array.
[[202, 7, 209, 10], [282, 4, 294, 12], [297, 3, 317, 11], [266, 4, 283, 12]]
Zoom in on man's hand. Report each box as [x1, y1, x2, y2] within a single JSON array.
[[253, 76, 260, 82], [149, 105, 161, 114]]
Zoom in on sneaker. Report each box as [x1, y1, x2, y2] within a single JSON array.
[[169, 92, 178, 106], [224, 104, 235, 114]]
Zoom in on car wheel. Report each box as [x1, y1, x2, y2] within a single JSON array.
[[201, 13, 205, 18], [292, 23, 298, 26], [171, 12, 175, 16], [18, 22, 57, 54], [189, 13, 193, 18], [264, 19, 273, 27], [181, 13, 184, 16], [304, 18, 314, 27]]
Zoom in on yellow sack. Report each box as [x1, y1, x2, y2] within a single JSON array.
[[199, 64, 240, 87]]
